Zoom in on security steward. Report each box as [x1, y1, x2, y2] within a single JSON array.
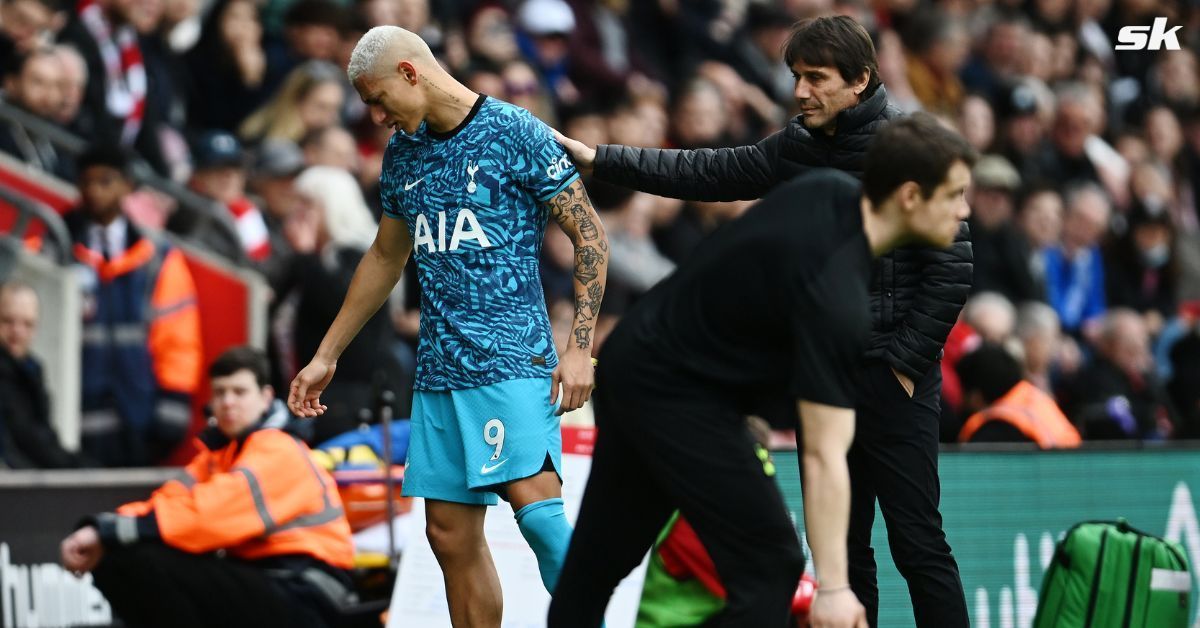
[[60, 347, 356, 628]]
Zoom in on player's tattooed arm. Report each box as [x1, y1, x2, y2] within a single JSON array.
[[548, 178, 609, 350]]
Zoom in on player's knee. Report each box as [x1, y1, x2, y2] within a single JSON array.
[[425, 518, 482, 561]]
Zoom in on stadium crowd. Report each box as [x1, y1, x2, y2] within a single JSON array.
[[0, 0, 1199, 468]]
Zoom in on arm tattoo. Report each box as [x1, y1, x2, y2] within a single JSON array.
[[586, 283, 603, 315], [577, 214, 599, 241], [575, 245, 601, 285], [546, 178, 609, 353], [574, 283, 605, 322], [574, 326, 592, 350]]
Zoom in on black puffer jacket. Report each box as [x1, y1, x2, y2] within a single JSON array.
[[592, 85, 972, 379]]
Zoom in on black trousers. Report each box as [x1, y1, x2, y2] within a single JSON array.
[[848, 361, 969, 627], [549, 375, 805, 628], [92, 544, 331, 628]]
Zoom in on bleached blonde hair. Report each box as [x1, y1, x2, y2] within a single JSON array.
[[294, 166, 378, 251], [347, 25, 435, 83]]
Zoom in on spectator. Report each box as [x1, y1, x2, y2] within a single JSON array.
[[239, 60, 345, 145], [300, 125, 359, 173], [264, 0, 346, 88], [587, 178, 674, 294], [501, 58, 556, 124], [464, 1, 520, 67], [0, 0, 61, 67], [1015, 300, 1077, 392], [1040, 83, 1130, 203], [902, 8, 970, 117], [559, 104, 608, 150], [670, 77, 733, 149], [1144, 106, 1183, 173], [960, 12, 1029, 103], [1017, 185, 1063, 286], [251, 138, 305, 228], [968, 155, 1041, 302], [1016, 30, 1054, 84], [875, 28, 921, 112], [957, 94, 995, 153], [66, 145, 202, 467], [515, 0, 579, 108], [1145, 49, 1199, 117], [1044, 182, 1110, 336], [334, 12, 369, 125], [0, 282, 87, 468], [956, 343, 1081, 447], [1066, 308, 1177, 439], [564, 0, 659, 108], [183, 0, 270, 132], [998, 81, 1053, 184], [962, 292, 1017, 345], [0, 47, 75, 180], [1105, 200, 1178, 335], [461, 60, 504, 96], [247, 138, 305, 390], [605, 96, 664, 149], [51, 43, 87, 131], [59, 346, 356, 628], [734, 3, 797, 106], [187, 130, 272, 263], [57, 0, 171, 173], [694, 61, 782, 146], [279, 165, 404, 441]]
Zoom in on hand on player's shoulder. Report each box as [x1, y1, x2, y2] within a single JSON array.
[[552, 130, 596, 175]]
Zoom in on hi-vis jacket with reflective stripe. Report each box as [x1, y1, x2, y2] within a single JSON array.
[[106, 404, 354, 569], [67, 211, 202, 465]]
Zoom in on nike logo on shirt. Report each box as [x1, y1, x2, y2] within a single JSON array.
[[404, 178, 424, 191]]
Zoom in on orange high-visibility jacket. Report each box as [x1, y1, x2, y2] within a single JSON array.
[[100, 410, 354, 569], [958, 380, 1083, 449]]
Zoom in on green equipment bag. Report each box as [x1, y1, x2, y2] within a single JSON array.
[[1034, 519, 1191, 628]]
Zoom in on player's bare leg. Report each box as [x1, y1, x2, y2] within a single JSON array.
[[508, 470, 562, 509], [425, 500, 502, 628]]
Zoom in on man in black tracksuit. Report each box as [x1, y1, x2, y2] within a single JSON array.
[[556, 16, 971, 627]]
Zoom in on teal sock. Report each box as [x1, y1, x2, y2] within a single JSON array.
[[514, 497, 573, 594]]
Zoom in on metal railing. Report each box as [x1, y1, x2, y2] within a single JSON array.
[[0, 99, 248, 266], [0, 183, 71, 264]]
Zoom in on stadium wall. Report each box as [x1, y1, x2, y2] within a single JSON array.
[[774, 448, 1200, 628]]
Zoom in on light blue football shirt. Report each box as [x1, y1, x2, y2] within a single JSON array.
[[380, 95, 579, 390]]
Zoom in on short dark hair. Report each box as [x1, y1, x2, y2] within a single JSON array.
[[76, 144, 133, 179], [862, 113, 978, 206], [783, 16, 880, 98], [956, 344, 1023, 405], [209, 346, 271, 388]]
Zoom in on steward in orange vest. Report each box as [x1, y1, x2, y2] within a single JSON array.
[[67, 145, 203, 466], [61, 347, 356, 628], [955, 344, 1082, 447], [959, 380, 1082, 448]]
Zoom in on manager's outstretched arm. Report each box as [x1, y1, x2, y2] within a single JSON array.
[[798, 399, 868, 628], [289, 216, 413, 416]]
